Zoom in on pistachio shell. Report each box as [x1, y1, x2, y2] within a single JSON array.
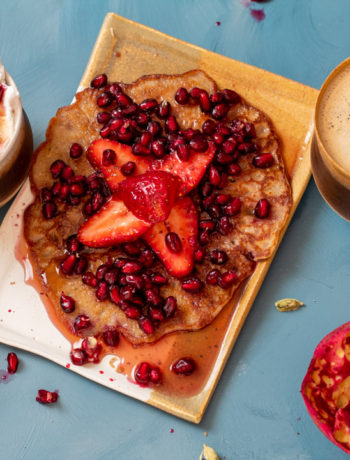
[[199, 444, 220, 460], [275, 298, 304, 312]]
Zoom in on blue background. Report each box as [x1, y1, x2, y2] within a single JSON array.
[[1, 1, 350, 459]]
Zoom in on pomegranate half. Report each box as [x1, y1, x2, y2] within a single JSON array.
[[301, 321, 350, 454]]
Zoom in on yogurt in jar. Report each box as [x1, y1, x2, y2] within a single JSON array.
[[0, 60, 21, 158]]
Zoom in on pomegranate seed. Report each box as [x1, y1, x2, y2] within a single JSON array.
[[67, 195, 81, 206], [114, 258, 127, 269], [212, 132, 225, 145], [74, 314, 91, 331], [209, 165, 221, 186], [104, 268, 119, 285], [137, 133, 150, 149], [102, 148, 116, 166], [121, 103, 138, 117], [163, 296, 177, 317], [103, 330, 119, 347], [69, 183, 85, 196], [157, 100, 171, 119], [210, 249, 228, 265], [218, 270, 239, 289], [116, 92, 132, 108], [97, 111, 111, 124], [90, 73, 107, 88], [224, 197, 241, 216], [254, 198, 270, 219], [165, 115, 179, 133], [151, 272, 168, 285], [7, 352, 18, 374], [207, 204, 221, 219], [50, 159, 65, 179], [100, 124, 111, 138], [227, 163, 241, 176], [151, 139, 167, 158], [91, 192, 105, 212], [141, 274, 153, 290], [202, 194, 216, 209], [41, 187, 53, 203], [121, 161, 136, 176], [81, 336, 101, 362], [238, 142, 256, 155], [135, 362, 151, 384], [36, 389, 59, 404], [206, 269, 221, 285], [215, 194, 231, 205], [182, 278, 204, 293], [108, 285, 120, 305], [194, 248, 205, 263], [165, 232, 182, 253], [244, 122, 256, 138], [61, 165, 73, 182], [135, 111, 149, 127], [97, 91, 113, 108], [69, 142, 83, 159], [60, 254, 77, 275], [212, 103, 229, 120], [182, 128, 198, 140], [96, 264, 109, 280], [146, 120, 161, 137], [176, 143, 190, 161], [189, 135, 208, 152], [189, 87, 202, 99], [149, 367, 162, 384], [217, 216, 233, 235], [222, 88, 240, 104], [120, 285, 136, 300], [132, 142, 151, 156], [210, 91, 224, 104], [149, 306, 164, 321], [108, 83, 122, 96], [121, 261, 143, 274], [222, 139, 236, 154], [124, 305, 141, 319], [51, 182, 62, 197], [216, 152, 235, 165], [121, 243, 140, 257], [125, 274, 144, 290], [253, 153, 274, 168], [200, 182, 212, 198], [60, 292, 75, 313], [199, 219, 216, 231], [172, 357, 196, 375], [199, 229, 210, 246], [145, 288, 162, 306], [175, 87, 189, 104], [70, 348, 88, 365], [96, 281, 109, 301], [230, 119, 245, 134], [82, 272, 97, 287], [218, 172, 228, 189], [140, 249, 155, 267], [202, 119, 216, 135], [42, 202, 57, 219], [199, 90, 211, 113], [139, 317, 154, 335], [139, 98, 158, 113]]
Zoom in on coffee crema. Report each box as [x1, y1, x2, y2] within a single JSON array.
[[317, 63, 350, 172]]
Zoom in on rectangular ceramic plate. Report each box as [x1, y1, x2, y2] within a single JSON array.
[[0, 13, 318, 423]]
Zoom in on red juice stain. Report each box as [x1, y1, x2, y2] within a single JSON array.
[[216, 21, 221, 26], [250, 9, 266, 21], [170, 428, 174, 433]]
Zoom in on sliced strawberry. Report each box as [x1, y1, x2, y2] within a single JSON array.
[[143, 196, 198, 278], [118, 171, 181, 224], [87, 139, 151, 191], [149, 141, 216, 196], [78, 194, 151, 248]]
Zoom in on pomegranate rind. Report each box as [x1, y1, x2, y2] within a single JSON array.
[[301, 321, 350, 454]]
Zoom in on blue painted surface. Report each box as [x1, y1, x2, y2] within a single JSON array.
[[1, 1, 350, 458]]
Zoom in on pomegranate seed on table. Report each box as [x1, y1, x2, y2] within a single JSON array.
[[254, 198, 270, 219], [69, 142, 83, 159], [171, 357, 196, 375], [90, 73, 107, 89], [36, 389, 59, 405], [7, 352, 18, 374], [60, 293, 75, 313]]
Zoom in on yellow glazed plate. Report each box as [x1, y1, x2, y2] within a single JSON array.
[[0, 13, 318, 423]]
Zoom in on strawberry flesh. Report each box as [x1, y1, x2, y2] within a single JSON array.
[[149, 140, 216, 196], [117, 171, 181, 224], [143, 196, 198, 278], [87, 139, 151, 191], [78, 195, 151, 248]]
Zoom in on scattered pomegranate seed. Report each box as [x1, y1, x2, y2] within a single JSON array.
[[224, 197, 241, 216], [163, 296, 177, 317], [206, 269, 221, 285], [69, 142, 83, 159], [254, 198, 270, 219], [253, 153, 274, 168], [207, 204, 221, 219], [50, 159, 65, 179], [82, 271, 97, 287], [140, 131, 152, 147], [199, 219, 216, 231], [81, 336, 101, 362], [74, 314, 91, 331], [7, 352, 18, 374], [210, 91, 224, 104], [125, 274, 144, 290], [36, 389, 59, 405], [60, 254, 77, 275], [102, 148, 116, 166], [218, 270, 239, 289], [210, 249, 228, 265], [91, 191, 105, 212], [217, 216, 233, 235], [151, 272, 168, 285], [149, 306, 165, 321], [70, 348, 88, 365], [132, 142, 151, 156], [194, 248, 205, 263], [74, 256, 88, 275], [115, 92, 132, 108], [175, 87, 189, 105], [134, 362, 151, 385], [41, 187, 53, 203], [96, 111, 111, 124], [172, 357, 196, 375], [108, 83, 122, 96], [165, 232, 182, 253], [90, 73, 107, 88], [60, 293, 75, 313], [42, 202, 57, 219], [139, 317, 154, 335], [147, 120, 161, 137], [182, 278, 204, 294], [103, 330, 120, 347], [139, 98, 158, 113], [121, 161, 136, 176], [97, 91, 113, 108]]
